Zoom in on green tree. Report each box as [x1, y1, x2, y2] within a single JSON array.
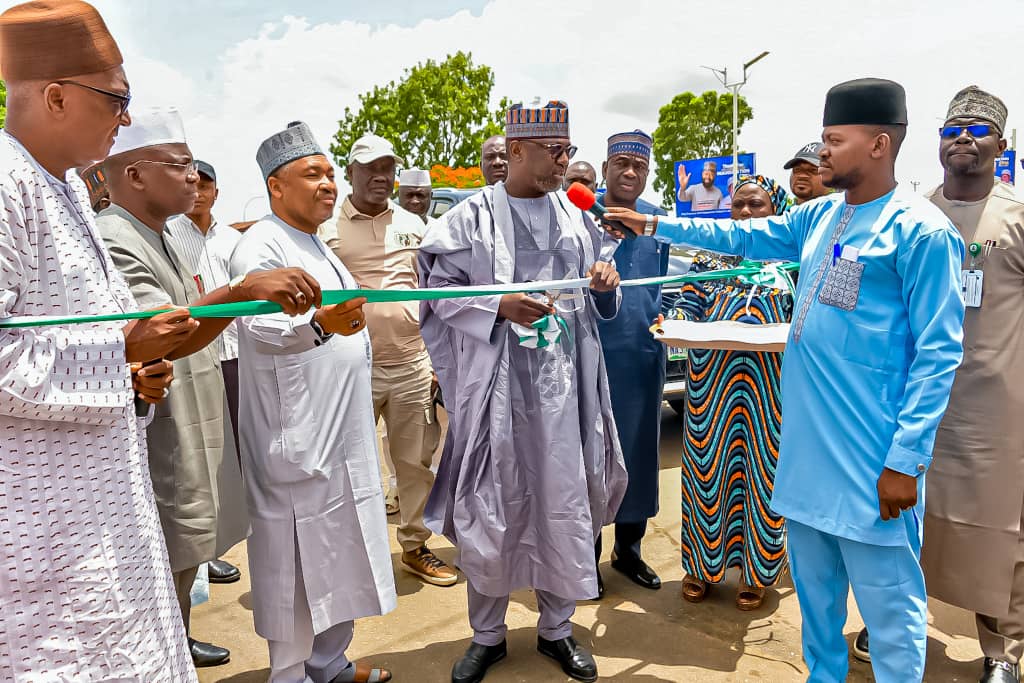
[[331, 51, 509, 171], [1, 80, 7, 128], [652, 90, 753, 208]]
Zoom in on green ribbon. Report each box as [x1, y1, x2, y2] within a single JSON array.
[[0, 262, 800, 330]]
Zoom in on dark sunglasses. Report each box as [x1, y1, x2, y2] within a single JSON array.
[[523, 140, 578, 160], [54, 80, 132, 116], [939, 124, 994, 139]]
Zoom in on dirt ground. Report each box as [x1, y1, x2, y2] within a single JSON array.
[[194, 407, 987, 682]]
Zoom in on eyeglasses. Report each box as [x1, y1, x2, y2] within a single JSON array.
[[53, 80, 132, 115], [939, 124, 994, 139], [132, 160, 198, 175], [523, 140, 578, 160]]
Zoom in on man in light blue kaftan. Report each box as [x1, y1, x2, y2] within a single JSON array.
[[604, 78, 965, 683]]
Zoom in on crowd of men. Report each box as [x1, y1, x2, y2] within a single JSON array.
[[1, 2, 1022, 683]]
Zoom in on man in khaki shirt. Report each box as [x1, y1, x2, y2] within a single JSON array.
[[320, 134, 456, 587]]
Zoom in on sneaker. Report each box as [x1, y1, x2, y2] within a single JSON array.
[[402, 546, 458, 587], [853, 628, 870, 663]]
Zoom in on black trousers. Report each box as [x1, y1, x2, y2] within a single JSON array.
[[595, 520, 648, 564], [220, 358, 240, 463]]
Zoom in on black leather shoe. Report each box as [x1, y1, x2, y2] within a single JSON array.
[[537, 636, 597, 682], [451, 640, 506, 683], [189, 638, 230, 667], [610, 552, 661, 590], [208, 559, 241, 584], [852, 628, 870, 663], [981, 658, 1020, 683]]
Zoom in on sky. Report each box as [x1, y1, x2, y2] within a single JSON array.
[[4, 0, 1021, 220]]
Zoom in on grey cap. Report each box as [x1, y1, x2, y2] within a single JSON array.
[[784, 142, 824, 169], [256, 121, 325, 181], [194, 160, 216, 183]]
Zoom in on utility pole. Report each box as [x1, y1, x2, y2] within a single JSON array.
[[703, 51, 769, 190]]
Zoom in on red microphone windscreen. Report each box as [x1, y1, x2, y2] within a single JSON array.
[[566, 182, 596, 211]]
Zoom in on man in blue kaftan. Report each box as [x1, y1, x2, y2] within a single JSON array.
[[603, 78, 966, 683]]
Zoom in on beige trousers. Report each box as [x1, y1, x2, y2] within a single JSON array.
[[372, 355, 440, 553], [978, 503, 1024, 664]]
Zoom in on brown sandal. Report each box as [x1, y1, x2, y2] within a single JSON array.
[[682, 573, 708, 603], [735, 583, 765, 611], [333, 661, 392, 683]]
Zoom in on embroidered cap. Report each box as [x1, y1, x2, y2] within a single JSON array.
[[505, 100, 570, 140]]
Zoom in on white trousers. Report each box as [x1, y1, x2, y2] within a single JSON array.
[[267, 540, 354, 683]]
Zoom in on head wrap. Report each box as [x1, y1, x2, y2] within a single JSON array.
[[256, 121, 324, 181], [505, 100, 569, 140], [736, 175, 790, 215], [823, 78, 907, 127], [944, 85, 1007, 134], [607, 129, 652, 159], [107, 106, 186, 156], [0, 0, 122, 81], [398, 168, 431, 187]]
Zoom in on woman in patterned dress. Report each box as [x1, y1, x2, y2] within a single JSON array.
[[668, 175, 793, 611]]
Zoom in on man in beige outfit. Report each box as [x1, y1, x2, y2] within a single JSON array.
[[856, 85, 1024, 683], [320, 134, 456, 587]]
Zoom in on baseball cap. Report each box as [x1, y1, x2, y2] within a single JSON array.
[[349, 134, 406, 166], [194, 160, 216, 183], [783, 142, 824, 169]]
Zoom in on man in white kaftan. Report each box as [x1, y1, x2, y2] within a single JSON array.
[[230, 121, 396, 683]]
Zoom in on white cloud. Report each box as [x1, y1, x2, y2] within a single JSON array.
[[103, 0, 1024, 220]]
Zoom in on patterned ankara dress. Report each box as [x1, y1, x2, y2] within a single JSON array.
[[669, 253, 792, 588]]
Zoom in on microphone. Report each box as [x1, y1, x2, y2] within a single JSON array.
[[565, 182, 636, 240]]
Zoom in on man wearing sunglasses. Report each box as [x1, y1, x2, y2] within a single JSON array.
[[0, 1, 205, 680], [420, 100, 626, 683], [97, 107, 323, 670], [859, 86, 1024, 683]]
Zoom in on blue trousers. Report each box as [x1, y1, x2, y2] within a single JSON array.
[[787, 518, 927, 683]]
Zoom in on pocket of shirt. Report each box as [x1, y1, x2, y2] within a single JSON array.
[[818, 258, 865, 312]]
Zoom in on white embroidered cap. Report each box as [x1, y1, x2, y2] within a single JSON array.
[[108, 106, 186, 156], [398, 168, 431, 187]]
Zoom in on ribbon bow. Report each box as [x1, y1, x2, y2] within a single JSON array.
[[512, 314, 571, 349]]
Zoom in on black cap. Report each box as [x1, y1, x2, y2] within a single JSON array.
[[783, 142, 824, 169], [195, 160, 216, 183], [823, 78, 908, 127]]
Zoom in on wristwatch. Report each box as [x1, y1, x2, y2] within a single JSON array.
[[643, 214, 656, 236], [309, 315, 333, 346], [228, 273, 246, 291]]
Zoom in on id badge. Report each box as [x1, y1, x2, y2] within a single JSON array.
[[962, 269, 983, 308]]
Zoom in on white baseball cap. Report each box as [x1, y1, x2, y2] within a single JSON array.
[[349, 134, 405, 165]]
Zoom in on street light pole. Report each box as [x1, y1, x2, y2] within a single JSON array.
[[243, 194, 265, 221], [703, 51, 769, 191]]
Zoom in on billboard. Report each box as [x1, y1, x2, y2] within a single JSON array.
[[995, 150, 1016, 185], [674, 153, 756, 218]]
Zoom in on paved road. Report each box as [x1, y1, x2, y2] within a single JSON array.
[[195, 407, 987, 682]]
